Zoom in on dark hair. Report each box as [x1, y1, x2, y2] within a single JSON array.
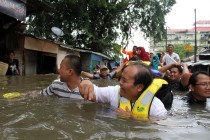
[[167, 44, 174, 48], [189, 71, 209, 85], [8, 50, 15, 55], [122, 62, 153, 90], [129, 55, 141, 61], [157, 53, 161, 59], [65, 55, 82, 76], [170, 65, 183, 74]]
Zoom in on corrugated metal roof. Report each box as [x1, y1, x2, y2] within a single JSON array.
[[60, 44, 111, 60], [186, 60, 210, 66]]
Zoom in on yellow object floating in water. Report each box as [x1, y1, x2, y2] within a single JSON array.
[[3, 92, 21, 99]]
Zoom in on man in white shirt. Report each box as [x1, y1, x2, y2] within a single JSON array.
[[162, 44, 180, 65], [80, 62, 168, 120]]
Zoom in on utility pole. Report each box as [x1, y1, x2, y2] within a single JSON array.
[[194, 9, 197, 62], [166, 26, 167, 49]]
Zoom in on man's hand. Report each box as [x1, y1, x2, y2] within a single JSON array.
[[115, 106, 132, 117], [79, 80, 96, 101]]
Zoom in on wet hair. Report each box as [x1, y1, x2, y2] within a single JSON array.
[[189, 71, 209, 85], [65, 54, 82, 76], [122, 62, 153, 90], [170, 65, 183, 74]]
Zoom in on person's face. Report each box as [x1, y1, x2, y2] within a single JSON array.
[[190, 74, 210, 100], [119, 66, 143, 102], [167, 46, 174, 53], [133, 47, 137, 54], [9, 52, 15, 60], [58, 58, 71, 82], [136, 48, 141, 55], [150, 53, 154, 58], [170, 67, 181, 81], [100, 68, 108, 77]]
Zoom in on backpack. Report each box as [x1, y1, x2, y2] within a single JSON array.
[[155, 83, 174, 110]]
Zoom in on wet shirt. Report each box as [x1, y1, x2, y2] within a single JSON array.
[[93, 71, 116, 80], [163, 75, 188, 92], [40, 79, 83, 99], [183, 91, 206, 103], [93, 85, 167, 120]]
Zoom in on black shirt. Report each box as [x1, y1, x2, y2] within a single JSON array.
[[163, 75, 188, 92], [6, 59, 19, 75], [183, 91, 206, 103]]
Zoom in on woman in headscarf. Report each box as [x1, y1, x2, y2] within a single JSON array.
[[136, 47, 150, 61]]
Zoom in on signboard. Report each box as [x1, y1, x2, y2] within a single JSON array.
[[184, 45, 193, 51], [0, 0, 26, 21]]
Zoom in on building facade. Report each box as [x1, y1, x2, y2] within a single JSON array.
[[151, 20, 210, 52]]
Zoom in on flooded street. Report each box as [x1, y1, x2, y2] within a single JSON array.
[[0, 75, 210, 140]]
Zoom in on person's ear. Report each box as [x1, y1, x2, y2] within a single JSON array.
[[68, 69, 73, 75], [137, 84, 144, 92], [189, 85, 194, 91]]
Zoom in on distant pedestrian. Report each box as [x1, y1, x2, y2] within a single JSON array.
[[162, 44, 180, 65]]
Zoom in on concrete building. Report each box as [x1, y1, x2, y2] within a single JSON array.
[[150, 20, 210, 52]]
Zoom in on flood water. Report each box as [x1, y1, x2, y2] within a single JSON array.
[[0, 74, 209, 140]]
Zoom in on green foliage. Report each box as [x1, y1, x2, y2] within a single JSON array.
[[26, 0, 176, 59], [173, 44, 194, 59]]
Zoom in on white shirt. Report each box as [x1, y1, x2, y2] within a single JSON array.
[[94, 85, 167, 120], [162, 52, 180, 65]]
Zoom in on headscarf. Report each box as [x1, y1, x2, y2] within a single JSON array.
[[137, 47, 150, 61]]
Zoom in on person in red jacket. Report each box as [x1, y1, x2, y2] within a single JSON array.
[[136, 47, 150, 61]]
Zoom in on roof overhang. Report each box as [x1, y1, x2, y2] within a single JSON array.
[[60, 44, 111, 60], [0, 0, 26, 21], [186, 60, 210, 66]]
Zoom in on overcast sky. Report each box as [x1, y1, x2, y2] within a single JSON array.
[[125, 0, 210, 52], [165, 0, 210, 29]]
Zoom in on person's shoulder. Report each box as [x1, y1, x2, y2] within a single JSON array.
[[173, 52, 179, 56], [52, 79, 65, 85], [93, 73, 100, 79]]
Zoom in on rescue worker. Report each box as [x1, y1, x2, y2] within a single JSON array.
[[79, 62, 168, 120]]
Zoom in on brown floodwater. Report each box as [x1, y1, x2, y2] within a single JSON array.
[[0, 74, 209, 140]]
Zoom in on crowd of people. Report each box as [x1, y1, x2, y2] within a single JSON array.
[[40, 43, 210, 121]]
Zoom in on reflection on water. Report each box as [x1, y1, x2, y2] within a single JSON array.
[[0, 74, 209, 139]]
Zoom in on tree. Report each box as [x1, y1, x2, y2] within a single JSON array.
[[173, 44, 194, 59], [26, 0, 176, 59]]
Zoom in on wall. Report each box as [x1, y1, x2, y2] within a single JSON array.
[[24, 36, 58, 53], [24, 50, 37, 75]]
